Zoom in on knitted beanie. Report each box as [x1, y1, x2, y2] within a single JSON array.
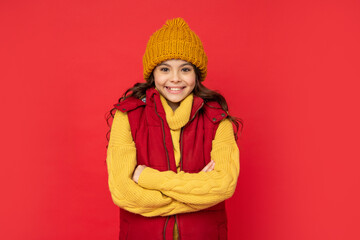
[[143, 17, 208, 81]]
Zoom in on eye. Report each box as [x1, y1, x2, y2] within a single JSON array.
[[182, 67, 192, 72], [159, 67, 169, 72]]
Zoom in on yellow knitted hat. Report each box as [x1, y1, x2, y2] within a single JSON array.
[[143, 17, 208, 81]]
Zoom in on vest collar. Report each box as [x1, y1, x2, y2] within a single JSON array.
[[114, 96, 145, 112], [114, 87, 227, 124]]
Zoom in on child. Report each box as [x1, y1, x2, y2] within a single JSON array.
[[106, 17, 241, 240]]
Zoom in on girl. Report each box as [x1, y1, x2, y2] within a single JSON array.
[[106, 17, 242, 240]]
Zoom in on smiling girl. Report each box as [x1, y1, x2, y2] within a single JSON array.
[[106, 17, 242, 240]]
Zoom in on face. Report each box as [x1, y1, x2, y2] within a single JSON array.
[[153, 59, 196, 110]]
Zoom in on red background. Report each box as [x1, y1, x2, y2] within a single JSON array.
[[1, 0, 359, 239]]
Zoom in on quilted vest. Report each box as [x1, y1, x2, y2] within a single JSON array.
[[114, 88, 229, 240]]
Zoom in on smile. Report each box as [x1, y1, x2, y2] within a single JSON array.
[[165, 86, 186, 93]]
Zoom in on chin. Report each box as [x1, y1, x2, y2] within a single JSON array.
[[167, 96, 183, 103]]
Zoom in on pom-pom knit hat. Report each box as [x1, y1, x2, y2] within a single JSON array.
[[143, 17, 208, 81]]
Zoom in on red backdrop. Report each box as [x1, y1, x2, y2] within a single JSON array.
[[1, 0, 359, 239]]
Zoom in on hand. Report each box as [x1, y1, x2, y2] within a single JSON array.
[[201, 160, 215, 172], [132, 165, 147, 183]]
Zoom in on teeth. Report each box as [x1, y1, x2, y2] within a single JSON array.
[[167, 87, 183, 91]]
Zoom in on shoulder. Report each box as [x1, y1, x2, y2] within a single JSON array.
[[113, 96, 146, 113], [112, 110, 130, 129], [214, 118, 236, 144], [202, 101, 228, 124], [108, 110, 135, 146]]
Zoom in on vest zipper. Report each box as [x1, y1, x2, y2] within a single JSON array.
[[189, 102, 205, 123], [156, 99, 204, 240], [180, 128, 184, 171], [154, 100, 171, 170], [175, 215, 181, 240], [163, 215, 170, 240], [154, 100, 172, 240]]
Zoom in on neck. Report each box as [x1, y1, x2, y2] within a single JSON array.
[[167, 100, 180, 111]]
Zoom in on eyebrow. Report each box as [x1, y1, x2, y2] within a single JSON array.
[[158, 62, 193, 67]]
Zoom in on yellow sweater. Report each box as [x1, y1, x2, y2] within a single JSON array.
[[106, 93, 240, 218]]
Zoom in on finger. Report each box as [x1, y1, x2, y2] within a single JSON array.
[[132, 165, 146, 183], [201, 161, 212, 172], [209, 160, 215, 171], [202, 160, 214, 172], [201, 164, 210, 172]]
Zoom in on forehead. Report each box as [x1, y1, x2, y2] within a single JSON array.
[[158, 59, 192, 66]]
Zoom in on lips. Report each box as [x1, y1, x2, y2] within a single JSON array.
[[165, 86, 186, 94]]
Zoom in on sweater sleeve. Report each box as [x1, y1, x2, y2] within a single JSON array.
[[106, 110, 220, 216], [137, 119, 240, 205]]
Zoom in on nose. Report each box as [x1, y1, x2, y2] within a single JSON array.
[[171, 71, 181, 82]]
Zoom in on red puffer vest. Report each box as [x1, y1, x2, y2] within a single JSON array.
[[114, 88, 228, 240]]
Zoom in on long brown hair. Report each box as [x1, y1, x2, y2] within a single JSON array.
[[105, 64, 243, 145]]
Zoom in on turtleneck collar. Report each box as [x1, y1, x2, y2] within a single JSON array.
[[159, 93, 193, 130]]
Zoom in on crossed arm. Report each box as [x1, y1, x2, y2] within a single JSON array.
[[106, 110, 240, 217]]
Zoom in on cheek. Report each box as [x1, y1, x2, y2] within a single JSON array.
[[187, 76, 196, 89], [154, 75, 164, 87], [154, 80, 160, 88]]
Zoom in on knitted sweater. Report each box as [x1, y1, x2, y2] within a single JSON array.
[[106, 93, 240, 218]]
